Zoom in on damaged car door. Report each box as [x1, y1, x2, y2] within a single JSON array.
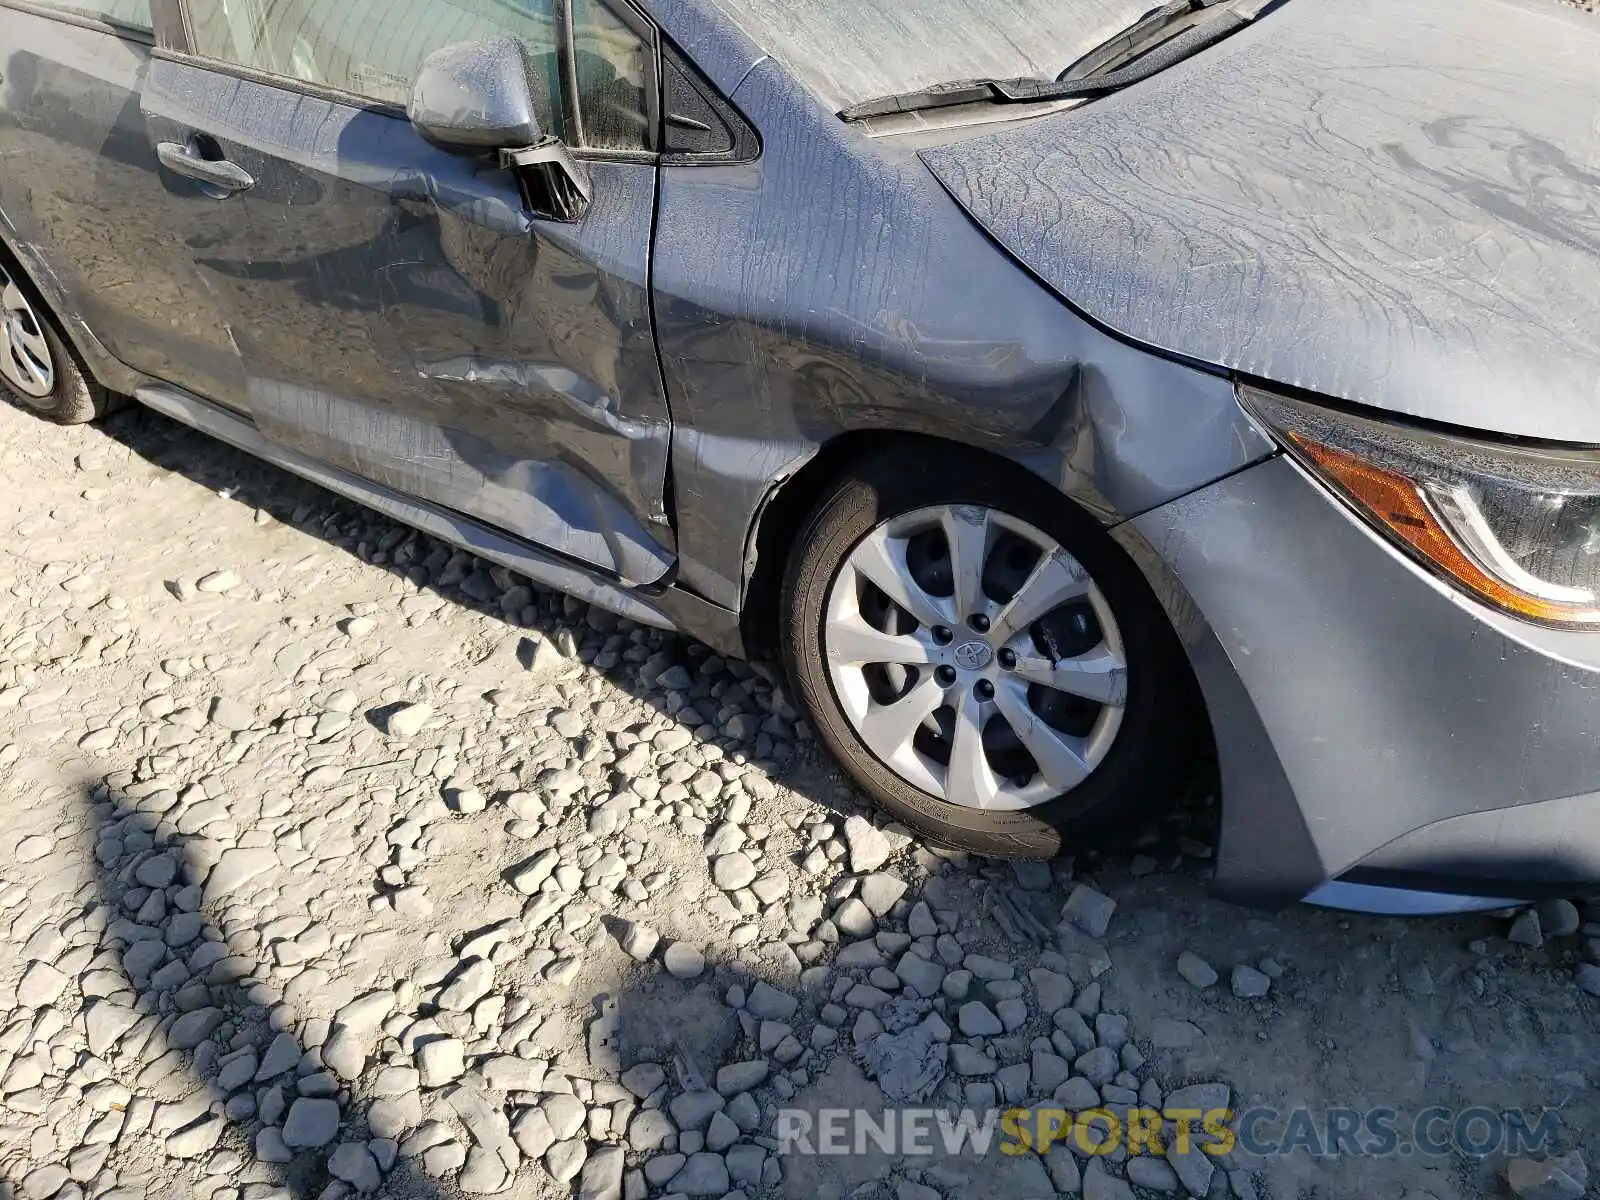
[[141, 0, 675, 585]]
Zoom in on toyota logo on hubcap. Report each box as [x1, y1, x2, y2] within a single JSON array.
[[954, 641, 993, 671]]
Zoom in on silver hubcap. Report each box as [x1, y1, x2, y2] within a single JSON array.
[[0, 266, 55, 399], [825, 505, 1128, 812]]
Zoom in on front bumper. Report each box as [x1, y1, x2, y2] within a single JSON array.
[[1121, 454, 1600, 910]]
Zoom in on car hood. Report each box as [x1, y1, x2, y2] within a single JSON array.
[[920, 0, 1600, 444]]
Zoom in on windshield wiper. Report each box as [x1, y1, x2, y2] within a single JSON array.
[[838, 0, 1279, 123]]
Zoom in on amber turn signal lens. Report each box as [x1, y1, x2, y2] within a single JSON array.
[[1287, 433, 1600, 625]]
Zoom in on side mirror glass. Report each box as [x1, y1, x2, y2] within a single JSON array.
[[408, 35, 548, 151]]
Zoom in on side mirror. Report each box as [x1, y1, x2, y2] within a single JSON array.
[[409, 35, 547, 150], [408, 36, 593, 223]]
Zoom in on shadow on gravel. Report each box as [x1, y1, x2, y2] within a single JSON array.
[[79, 779, 449, 1200], [69, 771, 1181, 1200]]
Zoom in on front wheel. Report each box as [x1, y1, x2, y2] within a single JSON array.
[[781, 445, 1201, 858]]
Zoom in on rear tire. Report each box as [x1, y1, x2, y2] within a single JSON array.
[[0, 255, 118, 424], [781, 444, 1201, 858]]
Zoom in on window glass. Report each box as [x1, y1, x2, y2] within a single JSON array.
[[31, 0, 152, 30], [186, 0, 564, 124], [570, 0, 651, 151]]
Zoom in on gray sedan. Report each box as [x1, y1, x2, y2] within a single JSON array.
[[2, 0, 1596, 913]]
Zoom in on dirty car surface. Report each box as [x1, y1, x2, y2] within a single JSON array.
[[3, 0, 1600, 913]]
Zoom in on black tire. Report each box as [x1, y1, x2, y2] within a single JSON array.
[[0, 255, 119, 424], [781, 444, 1202, 858]]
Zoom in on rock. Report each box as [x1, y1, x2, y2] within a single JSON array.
[[615, 921, 659, 961], [459, 1143, 510, 1191], [169, 1006, 224, 1050], [896, 952, 946, 999], [1539, 899, 1582, 938], [1075, 1046, 1118, 1087], [86, 1002, 140, 1056], [336, 991, 396, 1033], [948, 1044, 996, 1076], [664, 943, 705, 979], [439, 959, 495, 1011], [368, 1095, 421, 1140], [627, 1109, 674, 1152], [1061, 884, 1116, 937], [135, 854, 178, 888], [204, 846, 279, 904], [834, 898, 876, 938], [417, 1038, 466, 1087], [196, 569, 240, 593], [424, 1140, 467, 1177], [1127, 1156, 1181, 1192], [670, 1090, 725, 1130], [712, 852, 758, 891], [842, 815, 891, 872], [1083, 1158, 1136, 1200], [706, 1110, 740, 1153], [545, 1138, 588, 1183], [1507, 1152, 1589, 1200], [256, 1126, 293, 1162], [21, 1167, 71, 1199], [673, 1152, 730, 1196], [541, 1093, 587, 1141], [283, 1097, 342, 1148], [1176, 951, 1219, 989], [508, 849, 559, 895], [209, 697, 254, 731], [717, 1060, 769, 1096], [1509, 909, 1544, 948], [322, 1027, 367, 1081], [1029, 967, 1074, 1014], [257, 1031, 302, 1080], [165, 1116, 224, 1158], [512, 1108, 555, 1160], [329, 1143, 381, 1193], [746, 981, 799, 1021], [957, 1002, 1003, 1037], [1231, 965, 1272, 999], [621, 1062, 666, 1098], [479, 1056, 545, 1092], [1576, 963, 1600, 997], [17, 961, 67, 1007], [579, 1144, 625, 1200], [383, 702, 433, 738], [392, 886, 433, 919], [859, 872, 908, 916], [1169, 1143, 1215, 1198]]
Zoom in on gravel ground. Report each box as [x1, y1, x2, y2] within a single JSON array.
[[2, 392, 1600, 1200]]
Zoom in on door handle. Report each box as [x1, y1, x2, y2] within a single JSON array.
[[156, 140, 254, 196]]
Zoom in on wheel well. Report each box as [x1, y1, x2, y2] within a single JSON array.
[[738, 428, 1221, 811], [739, 429, 1068, 659]]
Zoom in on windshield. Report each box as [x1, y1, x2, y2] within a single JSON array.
[[709, 0, 1160, 113]]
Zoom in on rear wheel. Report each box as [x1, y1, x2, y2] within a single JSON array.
[[0, 256, 116, 424], [782, 445, 1200, 857]]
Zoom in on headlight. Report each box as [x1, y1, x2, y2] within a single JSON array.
[[1239, 385, 1600, 628]]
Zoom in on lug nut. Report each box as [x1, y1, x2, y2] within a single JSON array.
[[931, 625, 954, 645], [935, 665, 958, 686], [969, 614, 991, 633], [974, 679, 995, 700], [997, 648, 1017, 670]]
